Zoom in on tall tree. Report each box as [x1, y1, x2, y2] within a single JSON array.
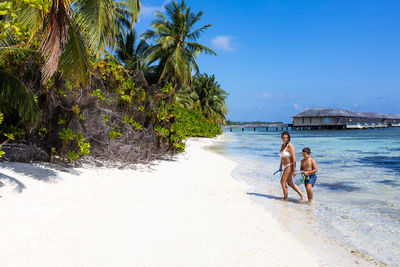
[[0, 0, 141, 85], [192, 73, 229, 124], [141, 0, 216, 86]]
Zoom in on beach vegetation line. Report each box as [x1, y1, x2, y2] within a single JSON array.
[[0, 0, 228, 165]]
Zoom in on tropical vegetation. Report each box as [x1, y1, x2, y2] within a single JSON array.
[[176, 73, 228, 124], [0, 0, 228, 165], [174, 106, 221, 137], [141, 0, 216, 86]]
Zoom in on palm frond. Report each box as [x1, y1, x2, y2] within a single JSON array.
[[38, 0, 70, 84], [141, 29, 157, 40], [75, 0, 117, 57], [187, 24, 212, 41], [59, 20, 90, 86], [14, 3, 44, 45], [175, 86, 199, 109], [0, 70, 40, 129], [124, 0, 141, 23], [116, 28, 136, 62], [136, 39, 149, 57], [0, 32, 35, 60], [186, 42, 216, 56]]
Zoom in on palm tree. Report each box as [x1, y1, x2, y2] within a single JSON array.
[[175, 85, 200, 109], [0, 0, 141, 131], [141, 0, 216, 86], [1, 0, 141, 85], [192, 73, 229, 124], [116, 27, 150, 71]]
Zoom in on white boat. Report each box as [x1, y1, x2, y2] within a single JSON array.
[[376, 123, 388, 128], [346, 123, 363, 129]]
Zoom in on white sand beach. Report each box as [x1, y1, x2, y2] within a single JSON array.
[[0, 137, 374, 267]]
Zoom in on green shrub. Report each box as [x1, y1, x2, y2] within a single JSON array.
[[58, 129, 91, 163], [173, 105, 222, 138], [66, 150, 79, 163], [59, 128, 75, 141], [109, 128, 123, 139]]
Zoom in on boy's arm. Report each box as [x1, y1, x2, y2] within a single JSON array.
[[308, 159, 318, 175], [300, 159, 304, 171]]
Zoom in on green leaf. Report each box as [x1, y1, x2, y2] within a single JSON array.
[[59, 128, 75, 140], [4, 133, 15, 140], [59, 20, 90, 86], [66, 150, 79, 162], [0, 71, 40, 129], [0, 2, 12, 10]]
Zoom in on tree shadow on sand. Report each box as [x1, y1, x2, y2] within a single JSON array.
[[0, 173, 26, 193], [1, 162, 59, 182], [247, 192, 306, 204], [0, 162, 81, 194]]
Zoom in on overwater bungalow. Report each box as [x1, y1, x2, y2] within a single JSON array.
[[292, 108, 400, 130]]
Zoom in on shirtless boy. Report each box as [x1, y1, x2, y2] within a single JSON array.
[[300, 147, 318, 203]]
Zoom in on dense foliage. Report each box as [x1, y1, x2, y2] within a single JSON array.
[[174, 106, 222, 138], [0, 0, 228, 165], [176, 73, 228, 124]]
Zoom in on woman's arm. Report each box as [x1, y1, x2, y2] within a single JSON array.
[[279, 144, 283, 171], [290, 144, 296, 175]]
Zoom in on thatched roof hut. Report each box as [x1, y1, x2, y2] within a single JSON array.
[[292, 108, 400, 119], [292, 108, 400, 129]]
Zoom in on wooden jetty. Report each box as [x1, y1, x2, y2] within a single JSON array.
[[223, 123, 290, 132]]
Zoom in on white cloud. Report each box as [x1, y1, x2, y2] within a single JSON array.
[[256, 93, 272, 99], [256, 92, 305, 101], [141, 1, 169, 18], [294, 104, 302, 110], [141, 5, 162, 17], [275, 93, 284, 100], [211, 35, 236, 52]]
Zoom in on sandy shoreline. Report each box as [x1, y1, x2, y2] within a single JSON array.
[[0, 137, 374, 266]]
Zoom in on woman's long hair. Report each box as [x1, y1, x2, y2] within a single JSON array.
[[281, 131, 291, 143]]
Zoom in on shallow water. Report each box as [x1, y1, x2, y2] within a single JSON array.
[[212, 128, 400, 266]]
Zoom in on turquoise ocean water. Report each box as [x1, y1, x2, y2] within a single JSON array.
[[212, 128, 400, 266]]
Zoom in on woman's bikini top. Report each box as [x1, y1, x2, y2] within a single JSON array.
[[279, 143, 291, 158]]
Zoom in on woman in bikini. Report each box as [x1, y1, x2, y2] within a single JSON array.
[[278, 131, 305, 201]]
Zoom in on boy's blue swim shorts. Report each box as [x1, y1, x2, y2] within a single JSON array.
[[304, 174, 317, 187]]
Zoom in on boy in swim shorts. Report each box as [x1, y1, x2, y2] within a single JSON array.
[[300, 147, 318, 203]]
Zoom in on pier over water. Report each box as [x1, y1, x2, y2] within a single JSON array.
[[223, 123, 290, 132]]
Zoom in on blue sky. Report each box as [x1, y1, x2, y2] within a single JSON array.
[[134, 0, 400, 122]]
